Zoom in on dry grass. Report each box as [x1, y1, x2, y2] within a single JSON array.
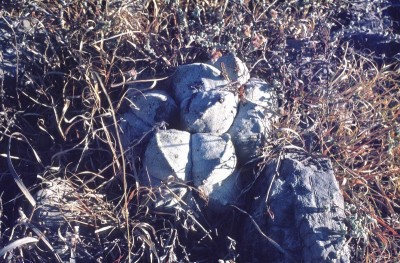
[[0, 0, 399, 262]]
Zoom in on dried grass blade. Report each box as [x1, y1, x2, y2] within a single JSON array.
[[0, 236, 38, 257], [26, 222, 63, 263], [7, 132, 43, 207]]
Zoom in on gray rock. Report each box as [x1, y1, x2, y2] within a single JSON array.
[[228, 78, 278, 164], [241, 155, 350, 263], [143, 129, 191, 182], [181, 90, 237, 134], [119, 90, 178, 149], [172, 63, 229, 103], [119, 114, 154, 150], [34, 178, 76, 230], [191, 133, 238, 212], [32, 178, 116, 261], [207, 53, 250, 85], [141, 131, 239, 212], [228, 102, 267, 164], [127, 90, 178, 127], [191, 133, 236, 187], [200, 170, 241, 212], [244, 78, 278, 109]]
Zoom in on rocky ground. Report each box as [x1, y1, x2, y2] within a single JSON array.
[[1, 0, 400, 262]]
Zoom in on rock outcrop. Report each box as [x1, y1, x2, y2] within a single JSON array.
[[118, 54, 349, 261], [241, 154, 350, 263], [122, 54, 275, 212]]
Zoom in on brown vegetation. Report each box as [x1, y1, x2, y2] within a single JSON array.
[[0, 0, 399, 262]]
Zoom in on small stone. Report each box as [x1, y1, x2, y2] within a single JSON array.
[[172, 63, 228, 103], [191, 133, 236, 187], [228, 101, 268, 164], [143, 129, 191, 182], [208, 53, 250, 85], [181, 90, 237, 134], [119, 90, 178, 149], [34, 178, 76, 230], [200, 170, 241, 212], [244, 78, 277, 109], [228, 79, 278, 164]]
